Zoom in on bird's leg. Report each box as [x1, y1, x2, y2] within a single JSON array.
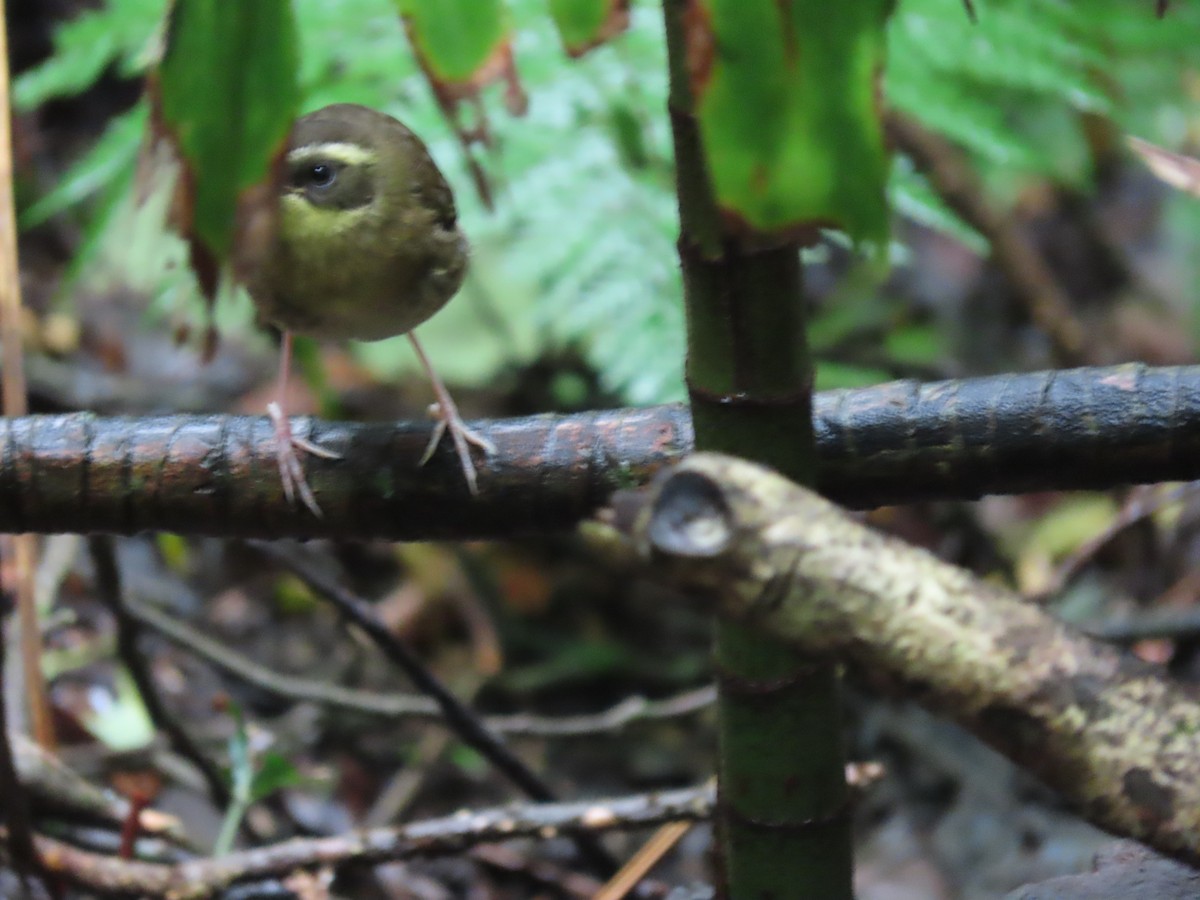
[[267, 330, 341, 517], [408, 331, 495, 495]]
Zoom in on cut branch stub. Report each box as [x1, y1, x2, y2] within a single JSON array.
[[635, 452, 1200, 867], [644, 468, 734, 558]]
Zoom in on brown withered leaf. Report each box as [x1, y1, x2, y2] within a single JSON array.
[[1128, 135, 1200, 198]]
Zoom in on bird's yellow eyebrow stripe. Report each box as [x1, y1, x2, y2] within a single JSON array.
[[280, 193, 372, 234], [287, 141, 379, 166]]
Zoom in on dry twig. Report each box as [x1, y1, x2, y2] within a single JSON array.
[[30, 783, 714, 898]]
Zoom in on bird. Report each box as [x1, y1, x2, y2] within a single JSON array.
[[244, 103, 494, 515]]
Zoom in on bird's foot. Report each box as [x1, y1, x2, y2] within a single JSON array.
[[267, 401, 341, 518], [420, 399, 496, 495]]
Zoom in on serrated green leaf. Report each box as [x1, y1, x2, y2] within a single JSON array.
[[692, 0, 892, 242], [549, 0, 628, 56], [400, 0, 509, 83], [156, 0, 300, 266]]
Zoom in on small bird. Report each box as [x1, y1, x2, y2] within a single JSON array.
[[245, 103, 494, 515]]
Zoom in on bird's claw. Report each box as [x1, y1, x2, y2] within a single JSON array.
[[420, 401, 495, 495], [268, 401, 341, 518]]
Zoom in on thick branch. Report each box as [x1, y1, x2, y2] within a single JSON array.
[[633, 453, 1200, 866], [0, 364, 1197, 538]]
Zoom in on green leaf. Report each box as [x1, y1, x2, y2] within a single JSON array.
[[548, 0, 629, 57], [79, 668, 156, 752], [155, 531, 192, 573], [890, 0, 1111, 115], [607, 100, 650, 170], [12, 0, 167, 109], [814, 362, 892, 391], [690, 0, 893, 242], [889, 155, 987, 254], [884, 323, 946, 367], [215, 700, 253, 855], [399, 0, 509, 83], [807, 289, 892, 352], [250, 751, 303, 801], [888, 70, 1053, 170], [155, 0, 300, 272], [20, 105, 147, 228]]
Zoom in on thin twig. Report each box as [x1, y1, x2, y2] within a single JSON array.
[[887, 111, 1086, 365], [250, 542, 619, 877], [0, 614, 38, 886], [86, 537, 231, 813], [0, 0, 53, 754], [593, 820, 691, 900], [0, 0, 27, 418], [123, 589, 715, 737], [12, 730, 189, 845], [1040, 482, 1198, 599], [32, 784, 714, 898], [1084, 599, 1200, 644]]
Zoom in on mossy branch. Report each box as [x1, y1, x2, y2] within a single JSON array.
[[634, 453, 1200, 866]]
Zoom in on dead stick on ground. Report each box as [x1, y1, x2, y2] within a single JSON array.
[[30, 784, 715, 898], [593, 820, 692, 900]]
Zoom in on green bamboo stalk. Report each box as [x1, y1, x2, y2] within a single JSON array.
[[661, 2, 853, 896]]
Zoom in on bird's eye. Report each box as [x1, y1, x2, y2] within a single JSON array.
[[306, 164, 336, 189]]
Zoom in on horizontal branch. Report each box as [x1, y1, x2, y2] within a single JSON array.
[[632, 453, 1200, 866], [1, 363, 1198, 538]]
